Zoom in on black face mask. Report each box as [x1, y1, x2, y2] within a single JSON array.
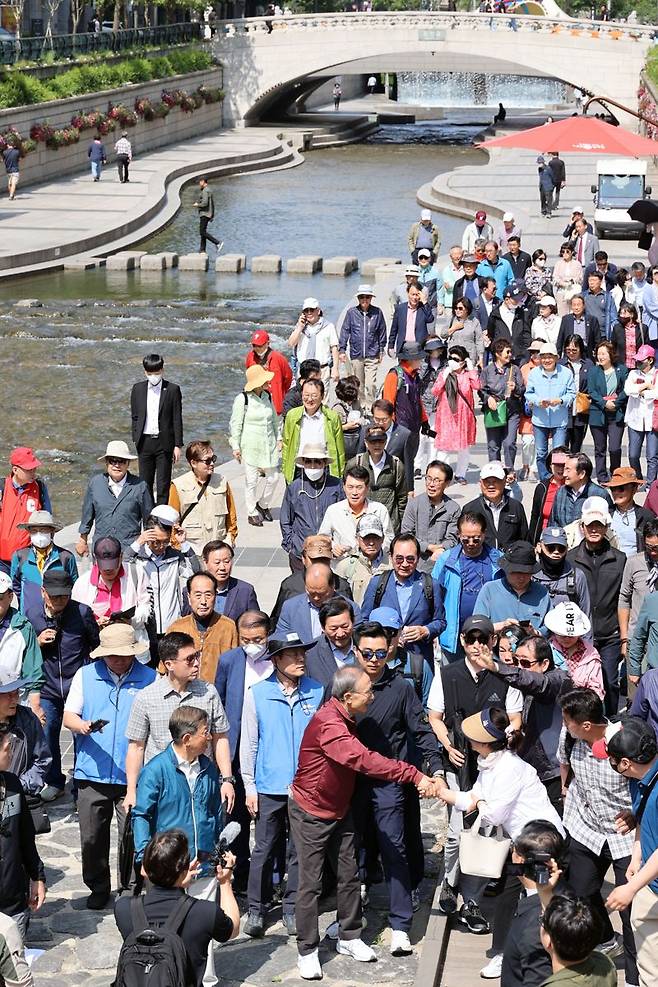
[[540, 552, 565, 577]]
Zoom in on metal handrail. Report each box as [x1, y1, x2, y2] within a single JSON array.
[[0, 21, 203, 65]]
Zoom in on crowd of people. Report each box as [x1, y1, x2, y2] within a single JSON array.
[[1, 205, 658, 987]]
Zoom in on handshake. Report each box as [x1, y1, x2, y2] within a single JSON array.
[[416, 773, 449, 800]]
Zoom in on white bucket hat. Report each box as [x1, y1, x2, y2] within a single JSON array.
[[98, 440, 137, 462], [544, 601, 591, 638]]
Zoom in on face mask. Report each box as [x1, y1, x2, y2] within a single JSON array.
[[430, 357, 441, 368], [448, 359, 461, 371], [146, 374, 162, 385], [535, 258, 546, 268], [304, 467, 325, 482], [31, 532, 52, 549], [619, 315, 631, 324], [243, 642, 268, 660]]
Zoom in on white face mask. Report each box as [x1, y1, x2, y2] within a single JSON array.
[[535, 258, 546, 268], [430, 357, 441, 368], [243, 642, 268, 660], [304, 467, 325, 482], [31, 532, 52, 549], [146, 373, 162, 385], [447, 359, 461, 371]]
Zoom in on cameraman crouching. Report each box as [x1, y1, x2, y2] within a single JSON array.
[[502, 820, 568, 987], [115, 830, 238, 987]]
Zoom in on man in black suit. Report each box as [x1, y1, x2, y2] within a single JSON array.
[[130, 353, 183, 504], [270, 535, 353, 629], [304, 598, 356, 686], [556, 295, 601, 358], [502, 235, 532, 280], [357, 399, 412, 486], [463, 461, 528, 550]]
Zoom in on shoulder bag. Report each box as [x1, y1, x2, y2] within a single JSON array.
[[483, 368, 513, 429], [458, 809, 511, 879]]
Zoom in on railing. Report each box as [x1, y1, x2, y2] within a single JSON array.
[[0, 21, 203, 65], [213, 9, 656, 41]]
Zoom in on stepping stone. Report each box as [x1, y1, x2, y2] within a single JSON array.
[[14, 298, 43, 307], [140, 254, 166, 270], [64, 257, 106, 270], [216, 253, 246, 273], [161, 251, 178, 268], [286, 255, 322, 274], [179, 253, 209, 271], [323, 256, 354, 276], [107, 252, 140, 271], [252, 254, 282, 273], [361, 257, 402, 279]]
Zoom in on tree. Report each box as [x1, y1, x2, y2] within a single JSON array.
[[43, 0, 64, 46]]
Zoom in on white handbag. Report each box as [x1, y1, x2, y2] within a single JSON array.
[[458, 810, 511, 879]]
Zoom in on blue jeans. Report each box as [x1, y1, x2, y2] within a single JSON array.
[[628, 427, 658, 484], [534, 425, 568, 482], [40, 696, 67, 790], [90, 160, 102, 180]]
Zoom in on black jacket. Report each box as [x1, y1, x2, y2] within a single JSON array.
[[270, 570, 353, 629], [487, 304, 532, 363], [529, 478, 552, 545], [0, 771, 45, 916], [282, 383, 303, 417], [24, 598, 99, 702], [610, 320, 648, 365], [463, 493, 529, 550], [568, 539, 626, 643], [502, 250, 532, 280], [452, 274, 480, 308], [130, 379, 183, 451], [305, 635, 343, 687], [556, 314, 601, 359], [501, 892, 553, 987], [357, 422, 413, 490]]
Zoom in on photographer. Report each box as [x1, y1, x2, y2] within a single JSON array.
[[502, 820, 567, 987], [114, 829, 238, 987]]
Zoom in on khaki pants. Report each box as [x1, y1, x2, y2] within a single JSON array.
[[631, 884, 658, 987], [350, 357, 380, 411]]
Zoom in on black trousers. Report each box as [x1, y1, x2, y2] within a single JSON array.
[[116, 154, 130, 182], [288, 797, 362, 955], [248, 793, 298, 915], [597, 637, 622, 717], [199, 216, 220, 252], [225, 766, 251, 891], [77, 780, 127, 895], [568, 837, 638, 985], [137, 435, 174, 505], [591, 421, 625, 483]]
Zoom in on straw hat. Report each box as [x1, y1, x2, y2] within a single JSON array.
[[245, 364, 274, 392]]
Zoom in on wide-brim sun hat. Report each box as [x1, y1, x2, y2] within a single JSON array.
[[17, 510, 61, 532], [244, 364, 275, 392], [295, 443, 331, 466], [91, 623, 144, 658], [97, 440, 137, 462]]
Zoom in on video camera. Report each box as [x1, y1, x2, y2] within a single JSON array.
[[208, 821, 241, 869], [510, 851, 552, 885]]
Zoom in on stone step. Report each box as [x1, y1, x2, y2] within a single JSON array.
[[323, 255, 359, 276], [63, 256, 107, 270], [252, 254, 282, 273], [286, 255, 322, 274], [179, 253, 209, 271], [107, 250, 147, 271], [216, 252, 247, 273], [361, 257, 402, 279]]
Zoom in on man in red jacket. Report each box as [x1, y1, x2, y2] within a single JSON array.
[[289, 663, 436, 980], [0, 448, 51, 574], [245, 330, 293, 416]]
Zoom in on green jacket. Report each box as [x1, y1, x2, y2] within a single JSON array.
[[2, 607, 45, 693], [541, 953, 616, 987], [229, 390, 279, 469], [281, 406, 345, 483]]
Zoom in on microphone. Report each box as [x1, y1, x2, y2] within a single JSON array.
[[209, 821, 242, 868]]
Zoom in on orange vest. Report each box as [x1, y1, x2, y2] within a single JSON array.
[[0, 477, 44, 562]]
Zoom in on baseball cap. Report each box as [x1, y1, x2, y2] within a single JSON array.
[[405, 265, 420, 277], [461, 615, 495, 637], [418, 249, 432, 259], [302, 297, 320, 310], [475, 210, 487, 222], [356, 514, 384, 538], [303, 535, 332, 560], [527, 340, 542, 352], [42, 569, 74, 595], [150, 505, 180, 527], [251, 330, 270, 347], [636, 344, 656, 363], [597, 715, 658, 762], [503, 279, 527, 302], [0, 572, 12, 594], [364, 425, 387, 443], [572, 206, 584, 214], [10, 447, 41, 470], [581, 495, 611, 527], [503, 212, 514, 222], [93, 536, 122, 570], [500, 541, 540, 575], [421, 209, 432, 221], [540, 526, 567, 547], [369, 606, 401, 631], [356, 283, 375, 297], [538, 295, 557, 308], [539, 343, 559, 356], [0, 671, 28, 693], [480, 461, 506, 480]]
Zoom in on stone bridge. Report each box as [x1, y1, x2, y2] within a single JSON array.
[[212, 11, 654, 125]]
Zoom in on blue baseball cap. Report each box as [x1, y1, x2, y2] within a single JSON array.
[[369, 607, 402, 631]]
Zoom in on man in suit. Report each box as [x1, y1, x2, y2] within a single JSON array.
[[275, 562, 360, 642], [556, 295, 601, 358], [215, 609, 272, 892], [582, 250, 619, 292], [361, 533, 442, 664], [202, 540, 259, 623], [387, 285, 435, 356], [502, 235, 532, 280], [572, 217, 599, 267], [270, 535, 353, 629], [582, 271, 617, 340], [130, 354, 183, 505], [304, 598, 356, 685], [563, 208, 593, 243], [358, 398, 411, 462], [473, 277, 500, 333]]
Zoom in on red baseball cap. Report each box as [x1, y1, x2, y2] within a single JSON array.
[[475, 210, 487, 223], [10, 447, 41, 470], [251, 330, 270, 347]]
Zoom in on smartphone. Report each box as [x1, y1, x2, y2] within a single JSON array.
[[90, 719, 109, 733]]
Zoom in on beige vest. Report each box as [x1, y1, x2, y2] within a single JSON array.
[[173, 471, 229, 554]]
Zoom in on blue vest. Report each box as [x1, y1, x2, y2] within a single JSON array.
[[75, 659, 156, 786], [252, 673, 323, 794]]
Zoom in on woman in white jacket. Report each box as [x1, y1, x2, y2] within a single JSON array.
[[531, 295, 561, 348], [623, 343, 658, 486], [71, 535, 152, 663]]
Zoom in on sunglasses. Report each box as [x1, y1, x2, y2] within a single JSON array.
[[393, 555, 417, 564], [543, 544, 567, 554], [107, 458, 128, 466], [197, 456, 217, 466], [358, 648, 388, 661], [464, 632, 489, 645], [516, 657, 540, 669], [461, 535, 483, 544], [176, 652, 201, 666]]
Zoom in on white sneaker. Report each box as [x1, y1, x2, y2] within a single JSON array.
[[336, 938, 377, 962], [480, 954, 503, 979], [390, 930, 412, 956], [597, 937, 624, 960], [297, 950, 323, 980], [325, 917, 367, 940]]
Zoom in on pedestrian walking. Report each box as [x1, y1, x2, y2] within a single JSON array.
[[338, 285, 387, 409], [538, 159, 556, 217], [624, 344, 658, 486], [332, 82, 342, 110], [193, 176, 222, 254], [3, 142, 20, 200], [480, 338, 525, 469], [524, 343, 576, 483], [229, 364, 280, 528], [130, 353, 184, 505], [588, 341, 628, 484], [87, 134, 106, 182], [114, 130, 132, 183], [76, 440, 153, 555], [547, 152, 566, 209], [432, 345, 479, 483], [552, 242, 584, 316]]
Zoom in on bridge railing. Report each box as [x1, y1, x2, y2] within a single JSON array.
[[213, 9, 655, 41], [0, 21, 203, 65]]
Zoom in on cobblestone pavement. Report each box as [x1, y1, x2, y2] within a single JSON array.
[[29, 755, 448, 985]]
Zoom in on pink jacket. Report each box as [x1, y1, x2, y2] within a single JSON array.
[[550, 637, 604, 698]]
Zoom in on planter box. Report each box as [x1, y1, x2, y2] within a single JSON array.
[[2, 67, 223, 189]]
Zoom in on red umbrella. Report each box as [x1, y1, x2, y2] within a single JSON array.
[[478, 116, 658, 156]]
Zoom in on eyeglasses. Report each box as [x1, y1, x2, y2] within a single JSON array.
[[464, 633, 489, 645], [393, 555, 417, 564], [149, 539, 170, 548], [358, 648, 388, 660], [425, 475, 446, 484], [460, 535, 483, 544], [107, 458, 128, 466], [197, 455, 217, 466], [176, 652, 201, 666], [516, 657, 540, 669], [353, 687, 374, 697]]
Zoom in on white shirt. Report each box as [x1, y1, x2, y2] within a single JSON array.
[[108, 474, 127, 498], [243, 653, 273, 693], [144, 379, 162, 436], [427, 657, 523, 714], [173, 748, 201, 792], [299, 410, 325, 449], [624, 368, 658, 431], [370, 453, 386, 483], [487, 498, 504, 532], [319, 499, 395, 553]]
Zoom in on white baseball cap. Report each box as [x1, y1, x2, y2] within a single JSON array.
[[421, 209, 432, 220], [150, 505, 179, 527], [302, 297, 320, 310], [503, 211, 514, 222], [0, 572, 12, 594], [356, 284, 375, 297], [539, 342, 559, 356], [581, 496, 611, 527], [480, 461, 506, 480]]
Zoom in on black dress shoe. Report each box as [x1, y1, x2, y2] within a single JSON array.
[[256, 503, 273, 522], [248, 514, 263, 527], [87, 891, 111, 910]]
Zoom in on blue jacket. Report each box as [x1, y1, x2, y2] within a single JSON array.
[[474, 573, 551, 632], [280, 475, 344, 560], [432, 544, 502, 653], [548, 479, 613, 529], [11, 544, 79, 613], [588, 364, 628, 426], [133, 744, 222, 873], [525, 364, 576, 429], [583, 288, 617, 339], [24, 598, 99, 702], [74, 658, 156, 786], [361, 569, 441, 661], [338, 304, 387, 360], [476, 257, 514, 297], [79, 472, 154, 549], [251, 672, 323, 794], [305, 634, 344, 686], [87, 140, 106, 163], [214, 645, 256, 762], [388, 302, 434, 354], [217, 577, 258, 622], [275, 592, 360, 643]]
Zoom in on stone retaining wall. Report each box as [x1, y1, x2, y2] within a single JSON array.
[[2, 67, 223, 187]]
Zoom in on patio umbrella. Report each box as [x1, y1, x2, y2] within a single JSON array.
[[628, 199, 658, 225], [478, 116, 658, 156]]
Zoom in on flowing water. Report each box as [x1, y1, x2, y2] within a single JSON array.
[[398, 71, 569, 108], [0, 122, 489, 522]]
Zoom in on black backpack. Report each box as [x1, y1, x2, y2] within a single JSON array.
[[114, 896, 195, 987]]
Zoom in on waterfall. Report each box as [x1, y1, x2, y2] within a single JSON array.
[[397, 71, 568, 108]]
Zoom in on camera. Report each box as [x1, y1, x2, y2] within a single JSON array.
[[509, 851, 552, 885], [208, 820, 241, 869]]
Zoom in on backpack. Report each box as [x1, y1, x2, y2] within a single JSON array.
[[113, 895, 195, 987]]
